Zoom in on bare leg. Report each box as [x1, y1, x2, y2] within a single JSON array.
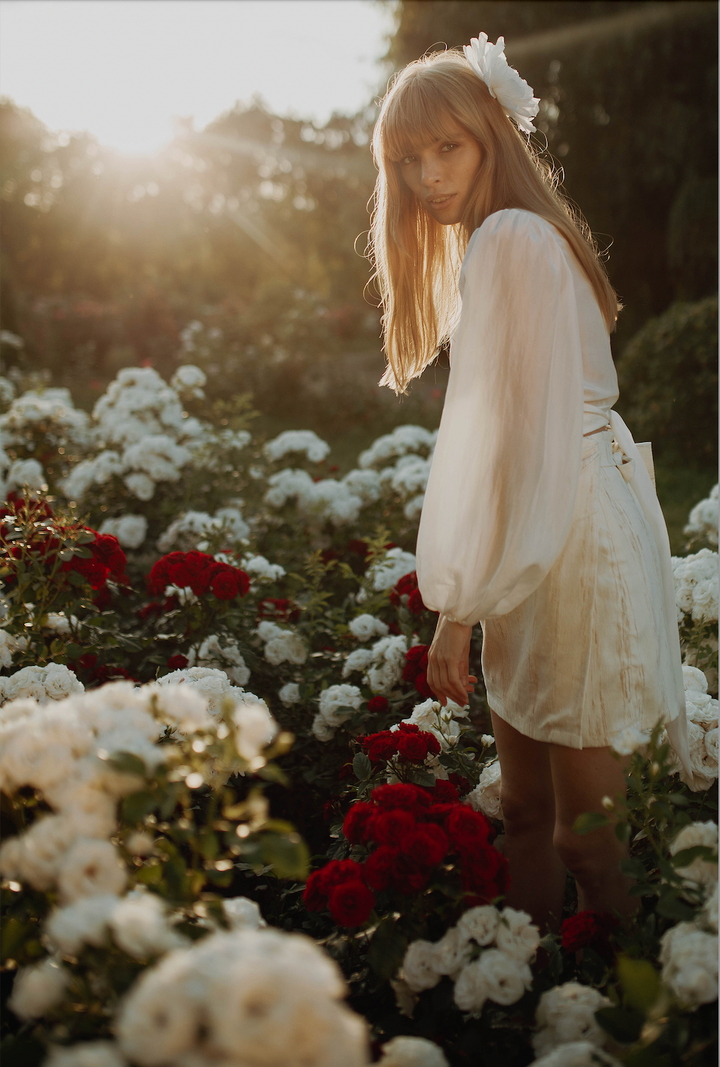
[[550, 744, 638, 919], [491, 711, 567, 933]]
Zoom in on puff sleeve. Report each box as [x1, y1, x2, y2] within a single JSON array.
[[416, 209, 584, 625]]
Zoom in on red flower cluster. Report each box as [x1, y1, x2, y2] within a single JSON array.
[[390, 571, 427, 616], [366, 696, 389, 714], [303, 783, 509, 925], [561, 910, 620, 956], [147, 551, 250, 601], [68, 653, 136, 685], [403, 645, 435, 698], [359, 722, 441, 764], [61, 532, 127, 591], [257, 597, 301, 623]]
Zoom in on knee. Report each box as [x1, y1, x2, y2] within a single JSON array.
[[501, 789, 555, 837], [553, 823, 619, 881]]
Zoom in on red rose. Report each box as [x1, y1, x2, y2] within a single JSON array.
[[397, 722, 420, 733], [210, 568, 241, 600], [167, 654, 188, 670], [343, 801, 375, 845], [327, 880, 375, 927], [461, 846, 510, 904], [448, 773, 472, 797], [430, 780, 460, 803], [138, 601, 163, 620], [395, 731, 429, 762], [401, 824, 449, 867], [561, 911, 619, 954], [407, 589, 426, 615], [367, 696, 389, 714], [303, 870, 328, 911], [403, 644, 429, 682], [364, 846, 399, 891], [346, 539, 369, 558], [338, 762, 356, 782], [371, 809, 416, 847], [317, 859, 365, 894], [371, 783, 429, 810], [362, 731, 399, 764], [414, 671, 436, 699], [445, 806, 491, 852], [390, 571, 418, 606], [392, 853, 431, 894]]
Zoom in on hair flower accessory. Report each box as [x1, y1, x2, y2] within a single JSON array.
[[464, 32, 540, 134]]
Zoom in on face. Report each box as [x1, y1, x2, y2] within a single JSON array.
[[396, 125, 483, 225]]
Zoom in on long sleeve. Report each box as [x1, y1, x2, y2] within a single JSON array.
[[416, 208, 585, 625]]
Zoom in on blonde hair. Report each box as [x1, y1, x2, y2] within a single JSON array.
[[369, 50, 622, 392]]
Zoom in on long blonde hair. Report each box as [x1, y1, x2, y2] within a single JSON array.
[[369, 50, 622, 392]]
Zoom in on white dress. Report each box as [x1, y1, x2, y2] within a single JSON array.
[[416, 209, 694, 773]]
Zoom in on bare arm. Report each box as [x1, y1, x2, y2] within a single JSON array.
[[426, 614, 477, 707]]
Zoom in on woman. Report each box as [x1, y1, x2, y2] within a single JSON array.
[[369, 35, 695, 932]]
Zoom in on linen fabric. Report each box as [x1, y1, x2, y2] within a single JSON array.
[[416, 209, 693, 771]]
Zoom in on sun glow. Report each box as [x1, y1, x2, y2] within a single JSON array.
[[0, 0, 393, 155]]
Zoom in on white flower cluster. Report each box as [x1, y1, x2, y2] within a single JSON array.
[[348, 613, 389, 641], [113, 928, 369, 1067], [659, 912, 718, 1010], [359, 425, 436, 469], [342, 633, 409, 696], [0, 627, 27, 670], [466, 760, 503, 820], [378, 1035, 449, 1067], [58, 367, 206, 503], [671, 547, 719, 624], [156, 506, 250, 552], [312, 684, 363, 741], [669, 820, 718, 891], [678, 666, 719, 789], [264, 467, 366, 526], [532, 982, 611, 1058], [684, 484, 718, 547], [3, 456, 47, 494], [531, 1044, 621, 1067], [255, 621, 308, 666], [170, 363, 206, 398], [402, 906, 538, 1015], [241, 553, 286, 582], [99, 513, 148, 549], [0, 664, 83, 706], [264, 429, 331, 464], [396, 697, 470, 753], [366, 547, 417, 592], [0, 387, 91, 452], [187, 634, 251, 687], [155, 666, 269, 723]]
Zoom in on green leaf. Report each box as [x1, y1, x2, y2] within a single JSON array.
[[655, 892, 696, 921], [616, 955, 661, 1013], [368, 915, 408, 980], [121, 790, 157, 824], [595, 1006, 645, 1043], [260, 833, 309, 880], [66, 570, 87, 587], [408, 768, 437, 788], [106, 751, 147, 777], [65, 642, 84, 659], [572, 812, 609, 835], [671, 845, 716, 867], [135, 863, 163, 886], [198, 830, 219, 862], [620, 857, 648, 880], [76, 529, 97, 544], [614, 821, 632, 844], [352, 752, 372, 781], [1, 917, 28, 962]]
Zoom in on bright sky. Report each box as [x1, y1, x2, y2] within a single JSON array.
[[0, 0, 396, 154]]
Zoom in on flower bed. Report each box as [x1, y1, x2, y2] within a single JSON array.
[[0, 365, 717, 1066]]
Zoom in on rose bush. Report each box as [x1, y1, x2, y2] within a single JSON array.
[[0, 365, 716, 1066]]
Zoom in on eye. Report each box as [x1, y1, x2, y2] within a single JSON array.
[[441, 142, 458, 152], [398, 154, 416, 166]]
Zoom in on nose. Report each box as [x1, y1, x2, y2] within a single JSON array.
[[420, 157, 442, 187]]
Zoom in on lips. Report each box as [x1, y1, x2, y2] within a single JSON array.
[[426, 193, 456, 207]]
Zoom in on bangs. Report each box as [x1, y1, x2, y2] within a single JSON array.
[[381, 75, 465, 162]]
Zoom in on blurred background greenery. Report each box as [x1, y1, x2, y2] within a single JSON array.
[[0, 0, 717, 547]]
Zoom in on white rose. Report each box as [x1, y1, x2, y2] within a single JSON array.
[[100, 514, 148, 549], [57, 838, 128, 903], [611, 726, 650, 756], [533, 981, 611, 1056], [699, 883, 718, 933], [8, 958, 68, 1020], [110, 892, 186, 959], [669, 821, 718, 886], [378, 1035, 449, 1067], [402, 939, 442, 992], [683, 665, 710, 693], [456, 905, 500, 947], [473, 948, 531, 1006], [349, 614, 389, 641], [466, 761, 503, 820], [453, 957, 490, 1013], [45, 894, 120, 955], [7, 458, 46, 492], [43, 665, 84, 701], [659, 924, 718, 1008], [495, 907, 540, 964], [342, 648, 374, 678], [222, 896, 266, 930], [124, 472, 155, 500], [431, 926, 473, 978], [278, 683, 300, 705], [531, 1042, 622, 1067], [44, 1040, 127, 1067], [233, 701, 277, 762]]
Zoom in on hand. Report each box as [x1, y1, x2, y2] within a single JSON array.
[[426, 615, 477, 707]]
